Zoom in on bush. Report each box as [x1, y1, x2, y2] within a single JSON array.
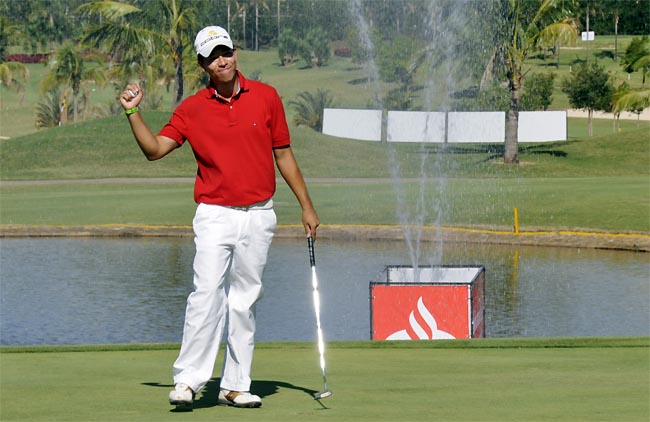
[[289, 89, 335, 131], [376, 35, 418, 85], [521, 72, 556, 111], [297, 27, 331, 68], [35, 88, 70, 128], [561, 62, 614, 112], [278, 28, 301, 66]]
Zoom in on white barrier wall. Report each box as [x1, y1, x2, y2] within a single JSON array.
[[518, 111, 567, 142], [322, 108, 567, 143], [387, 111, 446, 143], [447, 112, 505, 143], [322, 108, 382, 141]]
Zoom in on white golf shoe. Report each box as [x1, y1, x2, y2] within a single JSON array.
[[218, 389, 262, 408], [169, 383, 194, 406]]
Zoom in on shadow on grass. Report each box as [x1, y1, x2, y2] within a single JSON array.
[[143, 378, 318, 412], [418, 142, 570, 162]]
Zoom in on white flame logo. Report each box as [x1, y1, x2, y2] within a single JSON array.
[[386, 297, 455, 340]]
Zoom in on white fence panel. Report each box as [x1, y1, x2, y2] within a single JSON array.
[[322, 109, 567, 143], [322, 108, 383, 141], [518, 111, 567, 142], [387, 111, 446, 143], [447, 112, 505, 143]]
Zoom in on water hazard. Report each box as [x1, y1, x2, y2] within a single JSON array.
[[1, 237, 648, 346]]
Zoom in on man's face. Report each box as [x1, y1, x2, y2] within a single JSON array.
[[201, 46, 237, 84]]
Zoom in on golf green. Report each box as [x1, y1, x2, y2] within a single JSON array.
[[1, 338, 648, 421]]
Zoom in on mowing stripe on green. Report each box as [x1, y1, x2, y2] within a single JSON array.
[[1, 338, 648, 421]]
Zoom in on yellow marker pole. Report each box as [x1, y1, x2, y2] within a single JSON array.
[[513, 207, 520, 234]]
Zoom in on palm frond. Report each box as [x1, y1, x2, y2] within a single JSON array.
[[288, 89, 335, 132], [537, 19, 579, 47], [613, 89, 650, 113], [75, 1, 141, 21]]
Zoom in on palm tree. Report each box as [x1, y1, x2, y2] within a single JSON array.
[[0, 16, 29, 106], [621, 36, 650, 86], [615, 44, 650, 123], [35, 87, 73, 128], [491, 0, 578, 164], [41, 42, 106, 124], [0, 61, 29, 106], [228, 0, 249, 48], [76, 0, 196, 108], [613, 88, 650, 124], [253, 0, 272, 51], [289, 89, 335, 132]]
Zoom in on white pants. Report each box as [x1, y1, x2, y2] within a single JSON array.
[[172, 201, 276, 393]]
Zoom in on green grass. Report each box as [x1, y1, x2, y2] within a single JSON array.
[[0, 40, 648, 235], [1, 113, 648, 232], [1, 338, 648, 422], [1, 176, 648, 232], [0, 111, 648, 180]]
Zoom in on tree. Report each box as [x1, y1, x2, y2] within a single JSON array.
[[376, 34, 419, 86], [40, 42, 106, 124], [299, 27, 331, 68], [0, 61, 28, 105], [612, 83, 650, 126], [0, 16, 28, 105], [253, 0, 271, 51], [561, 61, 614, 136], [278, 28, 300, 66], [77, 0, 197, 108], [35, 87, 73, 128], [369, 33, 422, 111], [288, 89, 334, 132], [492, 0, 578, 163], [573, 0, 649, 36], [621, 35, 650, 85], [520, 72, 556, 110], [0, 0, 86, 53]]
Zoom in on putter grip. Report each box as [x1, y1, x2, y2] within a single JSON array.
[[307, 236, 315, 267]]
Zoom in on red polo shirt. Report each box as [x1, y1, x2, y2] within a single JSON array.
[[159, 71, 291, 206]]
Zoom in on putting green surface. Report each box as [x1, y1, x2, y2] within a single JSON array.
[[1, 338, 648, 421]]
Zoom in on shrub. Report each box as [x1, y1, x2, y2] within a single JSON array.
[[289, 89, 335, 132], [521, 72, 556, 111]]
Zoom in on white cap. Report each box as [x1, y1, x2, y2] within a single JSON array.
[[194, 26, 233, 57]]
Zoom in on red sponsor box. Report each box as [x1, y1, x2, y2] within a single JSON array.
[[370, 266, 485, 340]]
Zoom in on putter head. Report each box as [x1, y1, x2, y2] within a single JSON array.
[[314, 390, 333, 400]]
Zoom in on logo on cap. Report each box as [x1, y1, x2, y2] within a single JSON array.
[[200, 34, 229, 47]]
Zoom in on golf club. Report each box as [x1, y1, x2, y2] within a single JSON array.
[[307, 235, 332, 400]]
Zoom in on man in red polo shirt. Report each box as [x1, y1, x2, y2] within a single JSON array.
[[119, 25, 319, 409]]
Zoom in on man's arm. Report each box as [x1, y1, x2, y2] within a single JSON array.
[[274, 146, 320, 239], [120, 84, 178, 161]]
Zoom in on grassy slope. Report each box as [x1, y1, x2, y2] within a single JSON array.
[[0, 38, 648, 233], [0, 114, 648, 232], [1, 112, 649, 180], [1, 338, 648, 422]]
